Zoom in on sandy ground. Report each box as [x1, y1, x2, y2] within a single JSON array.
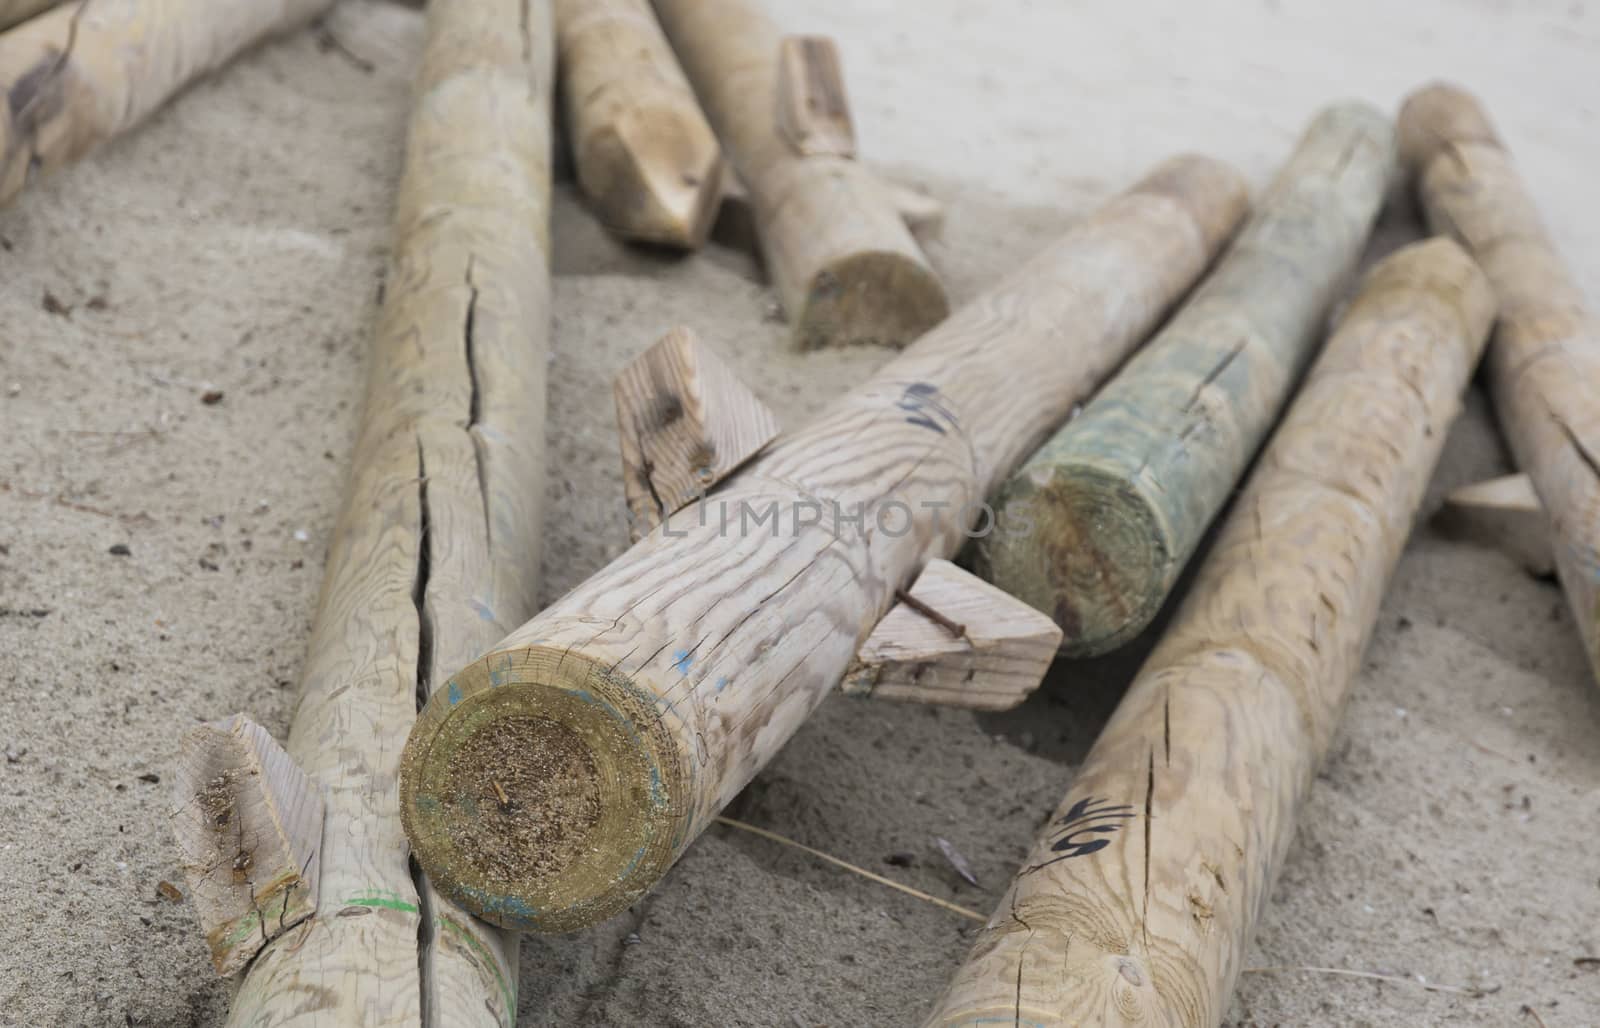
[[2, 0, 1599, 1025]]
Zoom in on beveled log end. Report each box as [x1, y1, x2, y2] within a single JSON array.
[[578, 107, 725, 249], [791, 249, 949, 350], [400, 646, 690, 933]]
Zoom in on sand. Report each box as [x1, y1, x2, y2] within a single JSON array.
[[2, 0, 1598, 1025]]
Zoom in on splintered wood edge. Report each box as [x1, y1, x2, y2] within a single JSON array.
[[171, 714, 324, 976], [1436, 472, 1554, 576], [844, 559, 1062, 709], [775, 35, 856, 158], [614, 326, 781, 540]]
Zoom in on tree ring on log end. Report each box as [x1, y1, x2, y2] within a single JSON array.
[[401, 646, 688, 933], [793, 249, 949, 351], [983, 463, 1169, 658]]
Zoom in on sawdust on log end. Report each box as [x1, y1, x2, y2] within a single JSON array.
[[443, 714, 603, 887]]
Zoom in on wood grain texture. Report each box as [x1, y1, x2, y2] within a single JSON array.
[[554, 0, 722, 247], [976, 103, 1395, 657], [172, 714, 323, 977], [0, 0, 59, 31], [227, 0, 551, 1024], [1399, 82, 1600, 682], [0, 0, 332, 206], [653, 0, 948, 349], [925, 238, 1495, 1028], [400, 154, 1250, 934], [842, 558, 1062, 710], [774, 35, 854, 158], [1436, 472, 1553, 577], [615, 326, 781, 541]]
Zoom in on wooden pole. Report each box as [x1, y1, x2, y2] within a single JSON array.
[[976, 102, 1395, 657], [227, 1, 552, 1024], [0, 0, 59, 32], [924, 237, 1495, 1028], [554, 0, 723, 248], [400, 154, 1251, 933], [652, 0, 948, 349], [1399, 82, 1600, 682], [0, 0, 334, 206]]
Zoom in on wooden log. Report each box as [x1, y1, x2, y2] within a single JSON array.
[[0, 0, 59, 32], [554, 0, 723, 248], [399, 154, 1250, 933], [0, 0, 334, 206], [1436, 472, 1554, 577], [615, 326, 781, 541], [1399, 82, 1600, 681], [653, 0, 948, 349], [228, 0, 552, 1023], [975, 103, 1395, 657], [924, 237, 1495, 1028], [171, 714, 323, 977], [841, 559, 1062, 711], [712, 167, 944, 253]]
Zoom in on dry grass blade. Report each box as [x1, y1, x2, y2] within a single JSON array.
[[1244, 965, 1499, 998], [714, 816, 986, 923]]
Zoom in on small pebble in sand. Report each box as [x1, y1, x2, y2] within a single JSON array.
[[109, 544, 131, 556], [201, 389, 225, 405], [293, 529, 309, 543]]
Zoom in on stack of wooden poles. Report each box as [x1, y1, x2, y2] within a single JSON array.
[[15, 0, 1588, 1024]]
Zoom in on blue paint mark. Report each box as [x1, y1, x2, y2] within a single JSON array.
[[472, 598, 497, 622], [458, 884, 541, 930], [671, 649, 693, 674], [448, 681, 463, 706], [714, 676, 728, 694]]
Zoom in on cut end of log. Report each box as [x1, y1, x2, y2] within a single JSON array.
[[979, 463, 1170, 657], [171, 714, 323, 976], [615, 326, 781, 539], [792, 248, 949, 350], [843, 559, 1062, 710], [580, 109, 725, 248], [1396, 81, 1502, 175], [401, 649, 687, 933]]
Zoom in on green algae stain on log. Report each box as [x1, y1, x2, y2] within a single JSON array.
[[979, 102, 1396, 656]]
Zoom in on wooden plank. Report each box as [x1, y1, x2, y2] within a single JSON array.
[[774, 35, 855, 158], [654, 0, 948, 349], [227, 0, 552, 1023], [554, 0, 723, 247], [926, 237, 1496, 1027], [842, 559, 1061, 710], [615, 326, 781, 540], [976, 102, 1395, 656], [1400, 82, 1600, 682], [0, 0, 334, 206], [0, 0, 59, 31], [171, 715, 323, 977], [1436, 472, 1554, 576], [400, 154, 1251, 934]]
